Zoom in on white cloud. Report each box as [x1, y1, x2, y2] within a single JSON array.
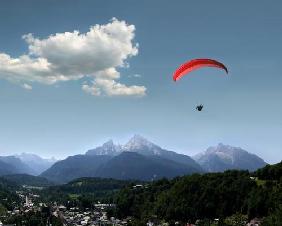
[[0, 18, 146, 97], [83, 78, 146, 97], [82, 68, 146, 96], [22, 83, 32, 90]]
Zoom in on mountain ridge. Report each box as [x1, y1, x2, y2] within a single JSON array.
[[193, 143, 267, 172], [1, 136, 267, 184], [86, 135, 202, 172], [42, 135, 203, 183]]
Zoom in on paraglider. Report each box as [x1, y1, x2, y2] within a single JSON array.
[[172, 58, 228, 112], [173, 58, 228, 81]]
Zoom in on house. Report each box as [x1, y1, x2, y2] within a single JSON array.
[[247, 218, 263, 226], [133, 184, 143, 189]]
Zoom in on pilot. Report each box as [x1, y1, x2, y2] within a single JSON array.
[[196, 105, 203, 111]]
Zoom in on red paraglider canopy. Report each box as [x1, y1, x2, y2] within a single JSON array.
[[173, 59, 228, 81]]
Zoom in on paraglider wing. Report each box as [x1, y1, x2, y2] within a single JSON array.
[[173, 59, 228, 81]]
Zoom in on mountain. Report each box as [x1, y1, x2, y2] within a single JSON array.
[[40, 155, 112, 183], [15, 153, 57, 175], [0, 156, 33, 175], [86, 140, 122, 156], [87, 135, 202, 172], [2, 174, 54, 187], [193, 143, 267, 172], [42, 135, 203, 183], [123, 135, 203, 171], [0, 159, 19, 176], [96, 151, 200, 181]]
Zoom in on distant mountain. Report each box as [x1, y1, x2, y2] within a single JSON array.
[[40, 155, 112, 183], [0, 159, 19, 176], [193, 143, 267, 172], [15, 153, 57, 175], [96, 152, 200, 181], [0, 156, 33, 175], [2, 174, 54, 187], [40, 138, 268, 183], [42, 135, 203, 183], [87, 135, 202, 172]]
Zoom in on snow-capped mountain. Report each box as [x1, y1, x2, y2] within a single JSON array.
[[87, 135, 179, 156], [86, 135, 203, 172], [122, 135, 164, 155], [41, 136, 268, 183], [86, 135, 160, 156], [44, 135, 203, 183], [86, 139, 122, 156], [193, 143, 267, 172]]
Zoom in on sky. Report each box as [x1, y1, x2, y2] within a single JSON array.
[[0, 0, 281, 163]]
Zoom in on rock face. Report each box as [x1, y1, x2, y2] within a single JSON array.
[[86, 140, 122, 156], [193, 143, 267, 172]]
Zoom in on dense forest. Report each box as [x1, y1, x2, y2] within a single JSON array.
[[37, 177, 138, 208], [0, 178, 20, 212], [113, 161, 282, 225]]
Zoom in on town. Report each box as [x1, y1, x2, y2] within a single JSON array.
[[0, 187, 131, 226]]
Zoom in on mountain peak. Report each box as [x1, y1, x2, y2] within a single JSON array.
[[206, 143, 245, 155], [102, 139, 115, 149], [123, 135, 158, 150], [194, 143, 267, 172], [130, 134, 149, 143], [86, 139, 122, 156]]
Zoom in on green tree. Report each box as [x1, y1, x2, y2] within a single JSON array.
[[224, 213, 248, 226]]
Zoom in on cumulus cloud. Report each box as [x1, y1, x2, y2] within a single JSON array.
[[0, 18, 146, 97], [82, 78, 146, 97], [82, 68, 146, 96]]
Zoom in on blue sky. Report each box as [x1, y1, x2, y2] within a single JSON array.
[[0, 0, 281, 163]]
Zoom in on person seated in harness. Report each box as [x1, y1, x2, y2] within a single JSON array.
[[196, 104, 203, 111]]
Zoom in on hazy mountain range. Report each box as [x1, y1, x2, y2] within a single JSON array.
[[0, 135, 268, 184], [41, 135, 267, 183], [0, 154, 57, 176], [15, 153, 57, 175]]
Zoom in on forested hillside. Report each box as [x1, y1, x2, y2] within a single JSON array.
[[114, 163, 282, 225]]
